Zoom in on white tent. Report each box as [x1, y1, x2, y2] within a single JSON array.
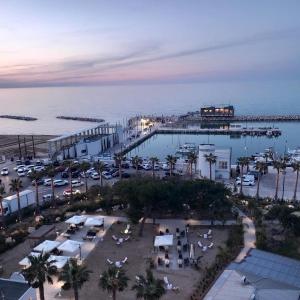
[[65, 215, 87, 225], [48, 255, 69, 269], [19, 252, 41, 267], [33, 240, 61, 253], [84, 217, 104, 227], [57, 240, 83, 253], [154, 234, 174, 247]]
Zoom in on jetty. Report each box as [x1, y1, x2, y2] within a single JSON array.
[[0, 115, 37, 121], [56, 116, 105, 123]]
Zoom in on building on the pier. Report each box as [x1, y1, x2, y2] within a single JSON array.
[[200, 105, 234, 118], [198, 144, 231, 180], [47, 123, 123, 160]]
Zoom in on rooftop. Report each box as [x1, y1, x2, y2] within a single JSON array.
[[0, 278, 31, 300]]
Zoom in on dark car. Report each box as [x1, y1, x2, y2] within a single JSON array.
[[121, 173, 131, 178], [32, 179, 44, 186], [53, 160, 60, 167], [61, 171, 69, 178], [121, 163, 130, 169], [24, 160, 31, 165], [71, 170, 80, 178]]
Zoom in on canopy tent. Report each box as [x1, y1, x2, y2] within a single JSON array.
[[58, 240, 83, 253], [154, 234, 174, 247], [65, 215, 87, 225], [33, 240, 61, 253], [19, 252, 41, 267], [48, 255, 69, 269], [84, 217, 104, 227]]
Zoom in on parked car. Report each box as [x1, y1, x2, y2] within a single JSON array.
[[42, 194, 60, 202], [101, 171, 112, 180], [14, 164, 26, 171], [162, 163, 170, 171], [236, 178, 255, 186], [0, 167, 9, 176], [71, 180, 84, 187], [121, 173, 131, 178], [32, 179, 44, 186], [53, 179, 68, 187], [71, 170, 80, 178], [63, 189, 81, 197], [91, 172, 101, 180], [34, 166, 45, 172], [17, 168, 26, 177], [247, 171, 260, 180], [142, 163, 151, 170], [61, 171, 69, 178], [153, 165, 160, 171], [43, 178, 52, 186], [24, 165, 35, 171]]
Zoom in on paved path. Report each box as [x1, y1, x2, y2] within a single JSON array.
[[235, 209, 256, 263]]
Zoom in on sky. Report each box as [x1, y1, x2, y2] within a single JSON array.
[[1, 0, 300, 88]]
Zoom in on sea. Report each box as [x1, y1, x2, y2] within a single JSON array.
[[0, 83, 299, 161]]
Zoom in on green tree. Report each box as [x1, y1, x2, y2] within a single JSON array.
[[292, 161, 300, 202], [187, 152, 197, 179], [99, 266, 129, 300], [149, 157, 159, 178], [28, 169, 43, 214], [0, 185, 6, 227], [237, 157, 250, 196], [93, 161, 106, 187], [273, 159, 286, 202], [9, 178, 23, 222], [165, 155, 177, 176], [204, 153, 217, 180], [132, 155, 143, 175], [80, 161, 91, 193], [59, 258, 92, 300], [255, 161, 267, 201], [114, 153, 125, 179], [22, 252, 57, 300], [45, 167, 57, 208], [132, 269, 166, 300]]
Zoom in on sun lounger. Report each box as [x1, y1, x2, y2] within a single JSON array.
[[207, 229, 212, 235], [202, 246, 207, 252], [107, 259, 113, 265], [197, 241, 203, 248], [208, 242, 214, 249], [178, 258, 183, 268], [165, 259, 170, 268], [203, 234, 208, 239], [124, 224, 131, 234], [124, 236, 130, 241], [164, 276, 169, 285], [122, 257, 128, 264], [112, 235, 118, 241]]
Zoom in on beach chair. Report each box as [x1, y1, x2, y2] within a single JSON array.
[[124, 224, 131, 234], [112, 235, 118, 241], [202, 246, 207, 252], [207, 229, 212, 235], [197, 241, 203, 248], [203, 234, 208, 239], [178, 258, 183, 268], [107, 259, 113, 265], [122, 257, 128, 264], [124, 236, 130, 241], [164, 276, 169, 285], [208, 242, 214, 249]]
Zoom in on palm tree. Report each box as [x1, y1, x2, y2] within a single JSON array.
[[59, 258, 92, 300], [93, 161, 106, 187], [292, 161, 300, 202], [255, 161, 267, 201], [9, 178, 23, 222], [132, 269, 166, 300], [0, 185, 6, 227], [166, 155, 177, 176], [80, 161, 91, 193], [45, 167, 57, 208], [204, 153, 217, 180], [22, 252, 57, 300], [28, 170, 42, 214], [132, 155, 143, 175], [99, 266, 129, 300], [273, 159, 285, 202], [114, 153, 125, 179], [187, 152, 197, 179], [237, 157, 250, 196], [149, 157, 159, 178]]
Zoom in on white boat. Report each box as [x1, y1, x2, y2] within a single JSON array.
[[176, 143, 196, 155]]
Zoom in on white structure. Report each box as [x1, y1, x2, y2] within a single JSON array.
[[198, 144, 231, 180], [33, 240, 61, 253], [154, 235, 174, 247]]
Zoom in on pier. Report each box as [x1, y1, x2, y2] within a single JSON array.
[[56, 116, 105, 123], [0, 115, 37, 121]]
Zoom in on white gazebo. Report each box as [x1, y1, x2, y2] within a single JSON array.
[[84, 217, 104, 227], [154, 234, 174, 247], [33, 240, 61, 253], [65, 215, 87, 225], [58, 240, 84, 259], [48, 255, 69, 269], [19, 252, 41, 267]]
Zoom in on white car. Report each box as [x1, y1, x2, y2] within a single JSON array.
[[142, 163, 151, 170], [17, 168, 26, 177], [34, 166, 45, 172], [14, 164, 26, 171], [63, 189, 81, 197], [0, 167, 9, 176], [162, 163, 170, 171], [42, 194, 58, 201], [43, 178, 52, 186], [101, 171, 112, 180], [53, 179, 68, 187], [91, 172, 101, 180], [71, 180, 84, 187], [236, 178, 255, 186], [24, 165, 35, 171], [80, 168, 95, 178]]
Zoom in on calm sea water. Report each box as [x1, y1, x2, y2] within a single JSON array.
[[0, 82, 299, 135]]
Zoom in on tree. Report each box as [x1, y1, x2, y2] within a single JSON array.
[[0, 185, 6, 227], [93, 161, 106, 187], [132, 155, 143, 175], [165, 155, 177, 176], [80, 161, 91, 193], [63, 161, 76, 202], [149, 157, 159, 178], [273, 159, 286, 202], [28, 170, 43, 214], [187, 152, 197, 179], [114, 153, 125, 179], [237, 157, 250, 196], [59, 258, 92, 300], [204, 153, 217, 180], [292, 161, 300, 202], [99, 266, 129, 300], [45, 167, 57, 208], [22, 252, 57, 300], [9, 178, 23, 222], [255, 161, 267, 201], [132, 269, 166, 300]]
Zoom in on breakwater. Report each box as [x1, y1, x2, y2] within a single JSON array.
[[0, 115, 37, 121], [56, 116, 105, 123]]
